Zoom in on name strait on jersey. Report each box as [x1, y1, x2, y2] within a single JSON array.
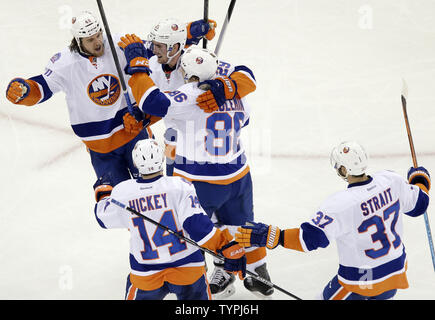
[[360, 187, 393, 216]]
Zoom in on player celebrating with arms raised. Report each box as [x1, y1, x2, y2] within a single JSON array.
[[5, 11, 216, 187], [236, 141, 430, 300], [117, 37, 274, 299]]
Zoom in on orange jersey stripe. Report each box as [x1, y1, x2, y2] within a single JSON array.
[[130, 266, 206, 291], [201, 228, 233, 252], [231, 71, 256, 99], [173, 165, 250, 185], [282, 228, 305, 252], [339, 270, 409, 297], [128, 73, 156, 104], [82, 128, 139, 153], [245, 247, 267, 265], [83, 126, 153, 153]]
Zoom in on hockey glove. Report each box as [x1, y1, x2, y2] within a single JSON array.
[[196, 76, 238, 112], [186, 19, 217, 46], [217, 241, 246, 280], [235, 222, 281, 249], [408, 166, 431, 193], [93, 173, 114, 202], [122, 106, 151, 134], [118, 34, 151, 75], [6, 78, 41, 106]]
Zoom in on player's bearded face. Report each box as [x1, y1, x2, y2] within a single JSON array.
[[82, 31, 104, 57]]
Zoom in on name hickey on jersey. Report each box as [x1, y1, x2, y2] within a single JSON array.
[[128, 193, 168, 213]]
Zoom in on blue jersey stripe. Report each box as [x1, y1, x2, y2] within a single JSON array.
[[338, 249, 406, 282], [129, 250, 204, 272], [232, 65, 256, 81], [405, 188, 429, 217], [71, 107, 127, 138], [174, 153, 247, 177], [29, 74, 53, 103]]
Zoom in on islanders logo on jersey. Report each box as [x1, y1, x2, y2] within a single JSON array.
[[87, 74, 121, 106]]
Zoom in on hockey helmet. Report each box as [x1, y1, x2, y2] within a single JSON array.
[[147, 18, 187, 63], [180, 46, 218, 82], [70, 11, 102, 52], [132, 139, 165, 175], [330, 141, 368, 180]]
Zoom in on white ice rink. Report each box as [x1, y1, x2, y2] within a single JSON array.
[[1, 0, 434, 300]]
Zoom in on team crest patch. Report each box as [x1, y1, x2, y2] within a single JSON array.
[[196, 57, 203, 64], [87, 74, 121, 106], [50, 52, 61, 63], [171, 24, 179, 31]]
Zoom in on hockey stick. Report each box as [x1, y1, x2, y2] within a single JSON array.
[[401, 79, 435, 272], [96, 0, 134, 115], [110, 198, 303, 300], [214, 0, 237, 55], [203, 0, 209, 49]]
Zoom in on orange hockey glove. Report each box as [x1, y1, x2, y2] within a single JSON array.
[[196, 76, 237, 112], [6, 78, 41, 106], [123, 112, 143, 135], [93, 174, 114, 202]]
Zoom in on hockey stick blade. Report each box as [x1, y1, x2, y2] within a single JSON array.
[[109, 198, 303, 299]]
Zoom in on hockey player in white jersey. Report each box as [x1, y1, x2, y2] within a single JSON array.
[[5, 11, 216, 187], [142, 17, 255, 178], [116, 40, 273, 299], [235, 141, 431, 300], [93, 138, 246, 300]]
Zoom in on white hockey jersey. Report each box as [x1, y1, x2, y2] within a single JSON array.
[[94, 175, 231, 290], [33, 35, 150, 153], [285, 170, 429, 296], [162, 82, 251, 184], [148, 55, 185, 146]]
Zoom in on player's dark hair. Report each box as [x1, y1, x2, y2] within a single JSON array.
[[69, 37, 80, 53]]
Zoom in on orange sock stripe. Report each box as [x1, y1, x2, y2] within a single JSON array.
[[126, 284, 138, 300], [331, 287, 350, 300]]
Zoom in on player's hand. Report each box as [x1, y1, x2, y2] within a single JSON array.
[[186, 19, 217, 46], [93, 173, 114, 202], [123, 112, 143, 135], [6, 78, 29, 103], [217, 241, 246, 280], [235, 222, 281, 249], [408, 166, 431, 192], [118, 34, 151, 75], [6, 78, 41, 106], [123, 107, 151, 135], [196, 76, 237, 112]]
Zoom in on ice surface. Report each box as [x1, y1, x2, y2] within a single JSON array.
[[0, 0, 434, 300]]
